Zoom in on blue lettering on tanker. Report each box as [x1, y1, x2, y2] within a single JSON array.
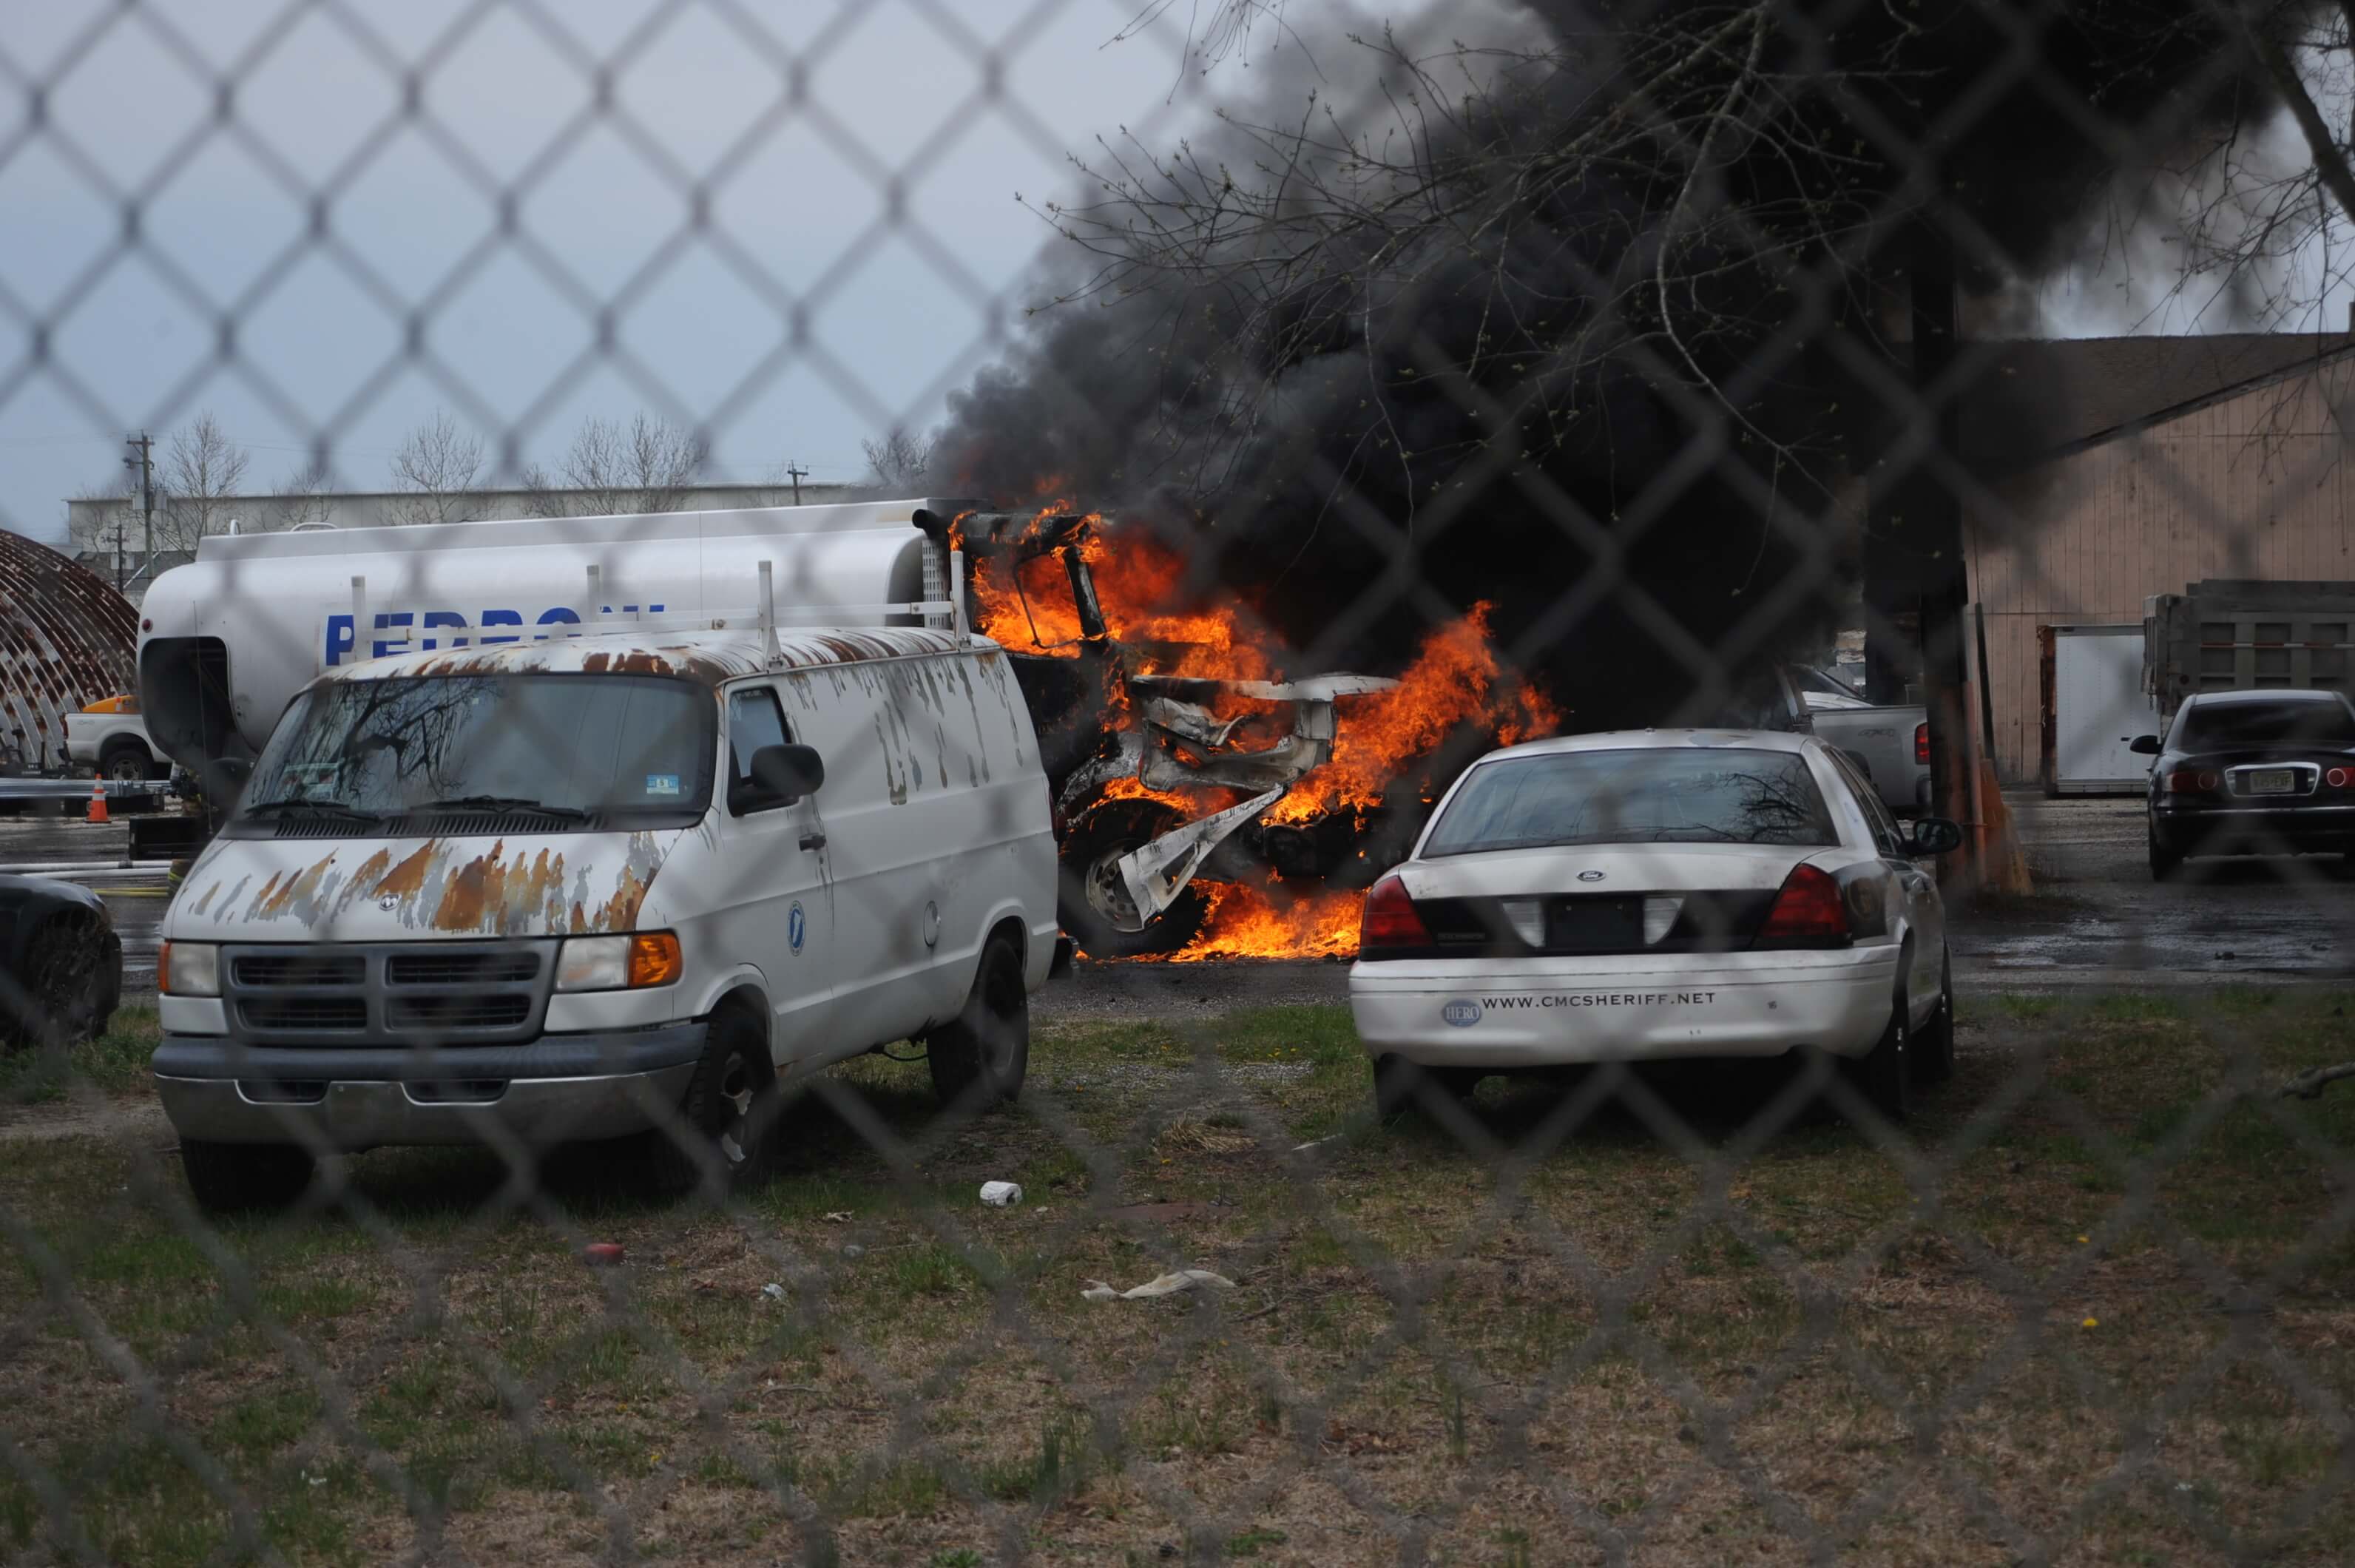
[[323, 604, 666, 666]]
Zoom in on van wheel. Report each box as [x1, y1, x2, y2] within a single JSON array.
[[929, 931, 1029, 1111], [1914, 949, 1956, 1086], [181, 1140, 315, 1214], [1058, 800, 1210, 959], [1372, 1055, 1481, 1121], [652, 1012, 780, 1197], [1842, 982, 1912, 1123]]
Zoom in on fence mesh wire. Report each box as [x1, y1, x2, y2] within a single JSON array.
[[4, 1, 2355, 1564]]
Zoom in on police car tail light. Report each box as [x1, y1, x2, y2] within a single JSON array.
[[2328, 766, 2352, 789], [1358, 874, 1430, 953], [2166, 768, 2220, 794], [1914, 722, 1930, 765], [1755, 864, 1848, 944], [557, 931, 682, 991]]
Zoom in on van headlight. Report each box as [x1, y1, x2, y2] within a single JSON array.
[[555, 932, 683, 992], [160, 940, 219, 997]]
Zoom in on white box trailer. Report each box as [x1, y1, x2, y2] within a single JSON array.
[[2040, 624, 2157, 795]]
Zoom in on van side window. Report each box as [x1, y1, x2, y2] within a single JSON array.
[[727, 687, 793, 814]]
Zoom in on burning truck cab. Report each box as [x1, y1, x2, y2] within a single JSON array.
[[917, 507, 1405, 957]]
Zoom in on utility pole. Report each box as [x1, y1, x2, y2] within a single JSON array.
[[122, 432, 155, 581], [111, 516, 126, 590], [784, 461, 808, 506]]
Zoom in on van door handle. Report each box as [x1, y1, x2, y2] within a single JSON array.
[[799, 832, 826, 852]]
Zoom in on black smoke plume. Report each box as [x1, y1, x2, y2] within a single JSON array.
[[933, 1, 2288, 727]]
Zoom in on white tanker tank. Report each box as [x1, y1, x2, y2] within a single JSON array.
[[137, 499, 970, 771]]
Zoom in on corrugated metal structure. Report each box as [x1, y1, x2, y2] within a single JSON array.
[[1964, 336, 2355, 785], [0, 530, 138, 772]]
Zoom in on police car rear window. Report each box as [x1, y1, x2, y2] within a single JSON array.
[[1423, 748, 1837, 854]]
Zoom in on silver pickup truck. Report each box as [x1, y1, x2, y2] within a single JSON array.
[[1720, 667, 1931, 817]]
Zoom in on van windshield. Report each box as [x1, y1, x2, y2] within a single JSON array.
[[237, 674, 714, 831], [1422, 747, 1838, 854]]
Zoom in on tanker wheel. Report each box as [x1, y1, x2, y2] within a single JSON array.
[[1058, 799, 1212, 959]]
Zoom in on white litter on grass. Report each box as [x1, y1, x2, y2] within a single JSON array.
[[762, 1283, 785, 1300], [979, 1180, 1024, 1206], [1083, 1269, 1237, 1301]]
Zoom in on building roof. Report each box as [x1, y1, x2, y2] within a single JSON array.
[[1956, 331, 2355, 470]]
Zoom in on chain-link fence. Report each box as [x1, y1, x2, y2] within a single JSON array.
[[4, 1, 2355, 1563]]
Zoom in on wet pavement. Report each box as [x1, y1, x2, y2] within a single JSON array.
[[1953, 794, 2355, 984]]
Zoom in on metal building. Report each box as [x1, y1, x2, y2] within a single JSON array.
[[0, 530, 138, 773]]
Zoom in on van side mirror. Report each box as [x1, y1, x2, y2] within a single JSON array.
[[732, 743, 825, 813], [2128, 734, 2162, 756], [1907, 817, 1964, 856]]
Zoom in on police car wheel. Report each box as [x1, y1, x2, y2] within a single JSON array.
[[1372, 1055, 1481, 1120], [1913, 950, 1956, 1087], [1842, 983, 1912, 1123]]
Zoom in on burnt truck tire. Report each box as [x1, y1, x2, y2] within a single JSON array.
[[1058, 799, 1211, 959], [928, 930, 1030, 1112]]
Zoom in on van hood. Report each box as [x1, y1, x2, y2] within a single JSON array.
[[168, 831, 680, 942]]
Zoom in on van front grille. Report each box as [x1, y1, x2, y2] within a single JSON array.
[[220, 942, 554, 1046], [385, 994, 533, 1032], [240, 997, 368, 1032]]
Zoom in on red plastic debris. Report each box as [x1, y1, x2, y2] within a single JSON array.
[[583, 1242, 626, 1266]]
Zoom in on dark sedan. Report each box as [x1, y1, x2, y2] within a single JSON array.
[[2132, 689, 2355, 879]]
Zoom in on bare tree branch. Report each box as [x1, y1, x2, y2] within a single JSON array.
[[523, 414, 707, 517], [388, 411, 485, 526], [860, 429, 938, 491]]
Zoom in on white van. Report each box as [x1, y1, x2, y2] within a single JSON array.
[[152, 621, 1058, 1211]]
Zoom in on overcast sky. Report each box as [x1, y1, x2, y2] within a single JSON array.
[[3, 2, 2345, 552], [0, 0, 1247, 546]]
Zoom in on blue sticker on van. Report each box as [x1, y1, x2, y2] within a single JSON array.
[[1442, 999, 1482, 1028], [788, 902, 805, 956], [646, 774, 680, 797]]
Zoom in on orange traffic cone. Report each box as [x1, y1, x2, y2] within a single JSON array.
[[86, 775, 108, 825]]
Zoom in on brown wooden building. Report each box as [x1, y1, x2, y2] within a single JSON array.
[[1960, 331, 2355, 784]]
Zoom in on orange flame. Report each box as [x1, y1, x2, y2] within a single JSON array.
[[967, 507, 1560, 960]]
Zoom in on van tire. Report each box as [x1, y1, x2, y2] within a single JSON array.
[[1058, 800, 1210, 959], [651, 1012, 780, 1197], [928, 930, 1028, 1111], [181, 1140, 314, 1214]]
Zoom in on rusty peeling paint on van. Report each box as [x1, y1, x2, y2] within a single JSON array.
[[183, 832, 668, 936]]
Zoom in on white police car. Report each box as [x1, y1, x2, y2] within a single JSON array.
[[1348, 729, 1963, 1120]]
